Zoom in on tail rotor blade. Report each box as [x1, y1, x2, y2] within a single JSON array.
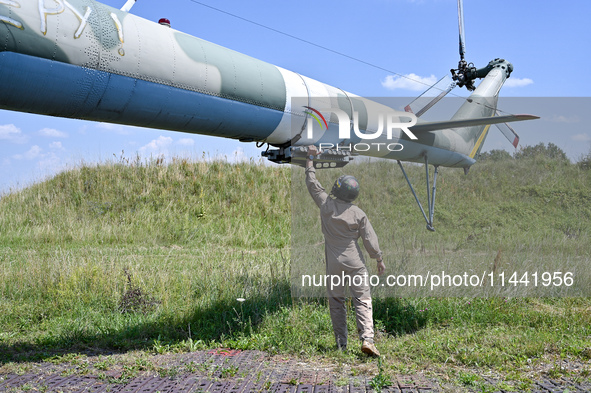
[[404, 75, 456, 117], [494, 110, 520, 148]]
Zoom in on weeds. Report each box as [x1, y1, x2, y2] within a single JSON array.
[[152, 336, 172, 355], [457, 370, 480, 387], [97, 365, 138, 384], [156, 366, 180, 378], [118, 269, 160, 314], [94, 357, 114, 371], [369, 357, 391, 392], [220, 365, 239, 378]]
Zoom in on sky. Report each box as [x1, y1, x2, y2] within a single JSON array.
[[1, 0, 590, 193]]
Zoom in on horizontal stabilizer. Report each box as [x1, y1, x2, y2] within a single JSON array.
[[409, 114, 539, 133]]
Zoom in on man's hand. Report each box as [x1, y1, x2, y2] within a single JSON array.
[[377, 260, 385, 276], [307, 145, 319, 156]]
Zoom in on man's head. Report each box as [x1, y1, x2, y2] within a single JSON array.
[[331, 175, 360, 202]]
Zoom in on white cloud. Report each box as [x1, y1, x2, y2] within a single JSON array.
[[37, 152, 62, 172], [38, 128, 68, 138], [0, 124, 28, 143], [25, 145, 43, 160], [572, 133, 591, 142], [8, 144, 65, 179], [138, 136, 173, 156], [13, 145, 43, 161], [96, 122, 134, 135], [177, 138, 195, 146], [504, 77, 534, 88], [49, 141, 65, 150], [381, 73, 438, 91]]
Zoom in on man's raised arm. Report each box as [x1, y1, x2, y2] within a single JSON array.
[[305, 146, 328, 208]]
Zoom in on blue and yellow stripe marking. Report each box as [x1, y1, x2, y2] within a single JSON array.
[[469, 125, 491, 159]]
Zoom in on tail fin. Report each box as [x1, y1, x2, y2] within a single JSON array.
[[450, 59, 511, 158]]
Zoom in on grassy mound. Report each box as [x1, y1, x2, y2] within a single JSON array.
[[1, 156, 590, 389]]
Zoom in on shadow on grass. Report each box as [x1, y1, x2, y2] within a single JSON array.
[[0, 282, 428, 364], [0, 279, 290, 364]]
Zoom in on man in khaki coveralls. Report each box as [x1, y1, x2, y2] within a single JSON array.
[[305, 146, 385, 357]]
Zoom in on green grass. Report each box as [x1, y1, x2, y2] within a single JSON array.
[[0, 154, 590, 390]]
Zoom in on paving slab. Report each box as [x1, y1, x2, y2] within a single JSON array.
[[1, 350, 590, 392]]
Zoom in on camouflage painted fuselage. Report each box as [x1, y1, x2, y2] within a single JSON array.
[[0, 0, 510, 167]]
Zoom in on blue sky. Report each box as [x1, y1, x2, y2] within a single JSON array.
[[1, 0, 590, 193]]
